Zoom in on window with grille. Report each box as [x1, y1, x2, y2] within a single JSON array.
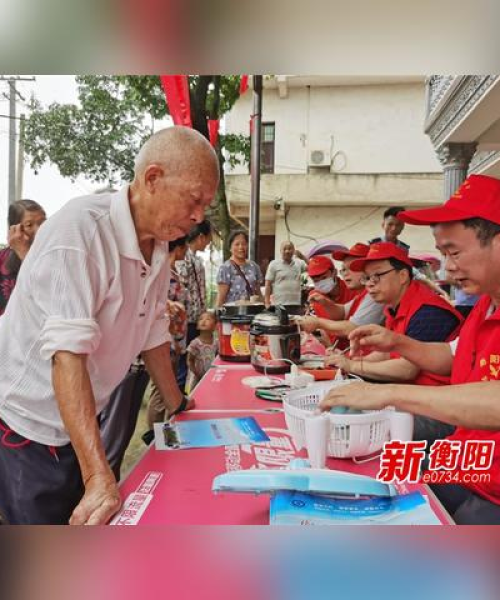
[[261, 122, 275, 174]]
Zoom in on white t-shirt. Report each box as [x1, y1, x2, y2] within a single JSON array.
[[0, 187, 171, 446], [344, 293, 385, 327], [265, 258, 306, 305]]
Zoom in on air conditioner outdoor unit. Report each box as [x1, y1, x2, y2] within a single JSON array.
[[309, 149, 331, 167]]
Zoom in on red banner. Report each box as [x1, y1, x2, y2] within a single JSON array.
[[160, 75, 192, 128], [239, 75, 249, 95]]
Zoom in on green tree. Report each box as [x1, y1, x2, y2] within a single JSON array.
[[24, 75, 250, 257]]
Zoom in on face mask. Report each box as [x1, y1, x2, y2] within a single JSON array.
[[314, 277, 336, 294]]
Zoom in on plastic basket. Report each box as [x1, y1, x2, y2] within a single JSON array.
[[283, 379, 390, 459]]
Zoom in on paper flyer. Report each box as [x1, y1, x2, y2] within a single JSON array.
[[270, 491, 441, 525], [154, 417, 270, 450]]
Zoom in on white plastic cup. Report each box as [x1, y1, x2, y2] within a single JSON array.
[[389, 411, 414, 441], [304, 414, 330, 469]]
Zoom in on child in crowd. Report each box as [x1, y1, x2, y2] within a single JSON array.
[[186, 311, 218, 392]]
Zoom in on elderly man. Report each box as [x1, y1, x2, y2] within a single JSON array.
[[0, 126, 219, 525], [327, 242, 462, 385], [321, 175, 500, 524], [264, 241, 306, 308], [298, 243, 384, 346]]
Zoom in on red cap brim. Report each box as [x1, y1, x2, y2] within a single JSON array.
[[349, 258, 368, 272], [349, 254, 413, 272], [398, 206, 474, 226]]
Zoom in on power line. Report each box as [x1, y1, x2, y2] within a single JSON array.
[[0, 113, 23, 120], [0, 76, 35, 82]]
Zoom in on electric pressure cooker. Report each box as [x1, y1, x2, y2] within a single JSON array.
[[249, 305, 301, 374]]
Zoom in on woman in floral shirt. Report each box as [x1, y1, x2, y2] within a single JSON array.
[[0, 200, 46, 316], [216, 230, 263, 307]]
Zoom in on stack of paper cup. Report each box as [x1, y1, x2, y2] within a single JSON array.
[[389, 410, 414, 441], [304, 414, 330, 468]]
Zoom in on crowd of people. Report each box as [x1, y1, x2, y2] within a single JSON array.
[[0, 124, 499, 526]]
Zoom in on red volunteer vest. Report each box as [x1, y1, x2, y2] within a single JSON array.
[[448, 295, 500, 504], [384, 280, 463, 386], [308, 281, 359, 347]]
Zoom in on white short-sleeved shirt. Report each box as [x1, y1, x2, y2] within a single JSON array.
[[0, 187, 171, 446], [343, 293, 385, 327], [265, 258, 306, 305]]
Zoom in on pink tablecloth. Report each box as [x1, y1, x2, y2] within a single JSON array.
[[211, 356, 255, 368], [116, 367, 452, 525]]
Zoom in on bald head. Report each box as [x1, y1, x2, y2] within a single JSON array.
[[129, 126, 220, 243], [281, 240, 295, 262], [281, 240, 295, 252], [134, 126, 219, 183]]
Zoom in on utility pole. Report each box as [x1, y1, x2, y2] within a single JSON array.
[[17, 114, 26, 201], [8, 79, 16, 207], [249, 75, 263, 263], [0, 76, 35, 211]]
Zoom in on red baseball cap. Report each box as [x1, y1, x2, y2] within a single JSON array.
[[332, 243, 369, 262], [350, 242, 413, 272], [307, 255, 334, 277], [398, 174, 500, 226]]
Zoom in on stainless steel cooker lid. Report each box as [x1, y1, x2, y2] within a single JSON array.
[[252, 312, 282, 326], [218, 302, 265, 317]]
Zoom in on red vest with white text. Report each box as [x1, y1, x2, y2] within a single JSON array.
[[447, 295, 500, 504], [385, 280, 463, 386]]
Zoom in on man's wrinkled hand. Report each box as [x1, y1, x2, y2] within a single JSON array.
[[309, 292, 330, 305], [296, 315, 319, 333], [319, 381, 387, 412], [324, 353, 350, 372], [69, 472, 121, 526], [349, 324, 399, 354]]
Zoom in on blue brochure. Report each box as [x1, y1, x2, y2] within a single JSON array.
[[270, 490, 441, 525], [154, 417, 270, 450]]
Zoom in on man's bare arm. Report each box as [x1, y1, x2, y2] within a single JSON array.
[[349, 324, 453, 376], [52, 351, 121, 525]]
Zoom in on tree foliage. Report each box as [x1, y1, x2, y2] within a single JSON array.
[[24, 76, 251, 256], [24, 75, 249, 185]]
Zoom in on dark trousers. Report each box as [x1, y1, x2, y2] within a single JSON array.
[[0, 418, 84, 525], [430, 483, 500, 525], [100, 366, 150, 480], [176, 323, 199, 393]]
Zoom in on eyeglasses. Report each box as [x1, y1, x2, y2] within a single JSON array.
[[360, 268, 396, 285]]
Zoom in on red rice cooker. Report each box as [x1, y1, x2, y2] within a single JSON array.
[[217, 304, 264, 362]]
